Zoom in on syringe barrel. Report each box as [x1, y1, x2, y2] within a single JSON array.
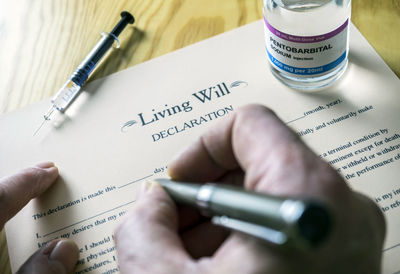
[[70, 33, 115, 86], [50, 11, 134, 114], [51, 80, 81, 112], [70, 11, 134, 86]]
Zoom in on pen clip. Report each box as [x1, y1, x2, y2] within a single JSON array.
[[211, 215, 288, 245]]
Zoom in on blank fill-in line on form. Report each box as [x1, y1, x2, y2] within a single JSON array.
[[286, 115, 306, 124], [42, 174, 155, 238], [42, 200, 135, 237], [118, 174, 154, 189]]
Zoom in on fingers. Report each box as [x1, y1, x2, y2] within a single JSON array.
[[344, 192, 386, 269], [168, 112, 238, 182], [176, 170, 245, 232], [181, 221, 229, 258], [147, 104, 385, 273], [353, 192, 386, 240], [168, 104, 347, 199], [0, 162, 59, 229], [168, 104, 278, 182], [177, 206, 203, 231], [115, 181, 193, 274], [17, 239, 79, 274]]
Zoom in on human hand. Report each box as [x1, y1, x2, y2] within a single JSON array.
[[0, 162, 79, 274], [115, 104, 385, 274]]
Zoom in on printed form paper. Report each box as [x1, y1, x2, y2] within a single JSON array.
[[0, 20, 399, 273]]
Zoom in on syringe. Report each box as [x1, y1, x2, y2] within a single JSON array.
[[33, 11, 134, 136]]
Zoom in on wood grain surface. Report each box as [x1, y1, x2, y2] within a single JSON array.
[[0, 0, 399, 273]]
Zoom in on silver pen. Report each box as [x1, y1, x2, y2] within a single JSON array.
[[154, 178, 332, 247]]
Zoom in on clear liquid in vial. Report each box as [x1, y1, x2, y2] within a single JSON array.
[[263, 0, 351, 91]]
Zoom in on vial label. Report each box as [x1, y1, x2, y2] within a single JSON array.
[[264, 17, 349, 77]]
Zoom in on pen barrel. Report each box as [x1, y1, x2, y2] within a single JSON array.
[[205, 185, 331, 245], [206, 185, 291, 230], [158, 180, 199, 205], [157, 179, 331, 246]]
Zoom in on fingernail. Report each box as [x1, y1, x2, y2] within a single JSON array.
[[140, 180, 160, 196], [35, 162, 55, 169], [49, 240, 79, 273]]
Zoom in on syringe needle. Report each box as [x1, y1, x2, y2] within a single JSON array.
[[33, 12, 134, 136], [33, 119, 47, 136], [33, 106, 54, 136]]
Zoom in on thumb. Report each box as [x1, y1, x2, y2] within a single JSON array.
[[0, 162, 59, 229], [17, 239, 79, 274], [115, 181, 193, 273]]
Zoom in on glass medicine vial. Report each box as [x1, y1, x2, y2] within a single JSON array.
[[263, 0, 351, 91]]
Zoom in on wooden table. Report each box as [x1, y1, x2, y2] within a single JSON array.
[[0, 0, 399, 273]]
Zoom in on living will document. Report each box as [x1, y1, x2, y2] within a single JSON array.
[[0, 20, 399, 273]]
